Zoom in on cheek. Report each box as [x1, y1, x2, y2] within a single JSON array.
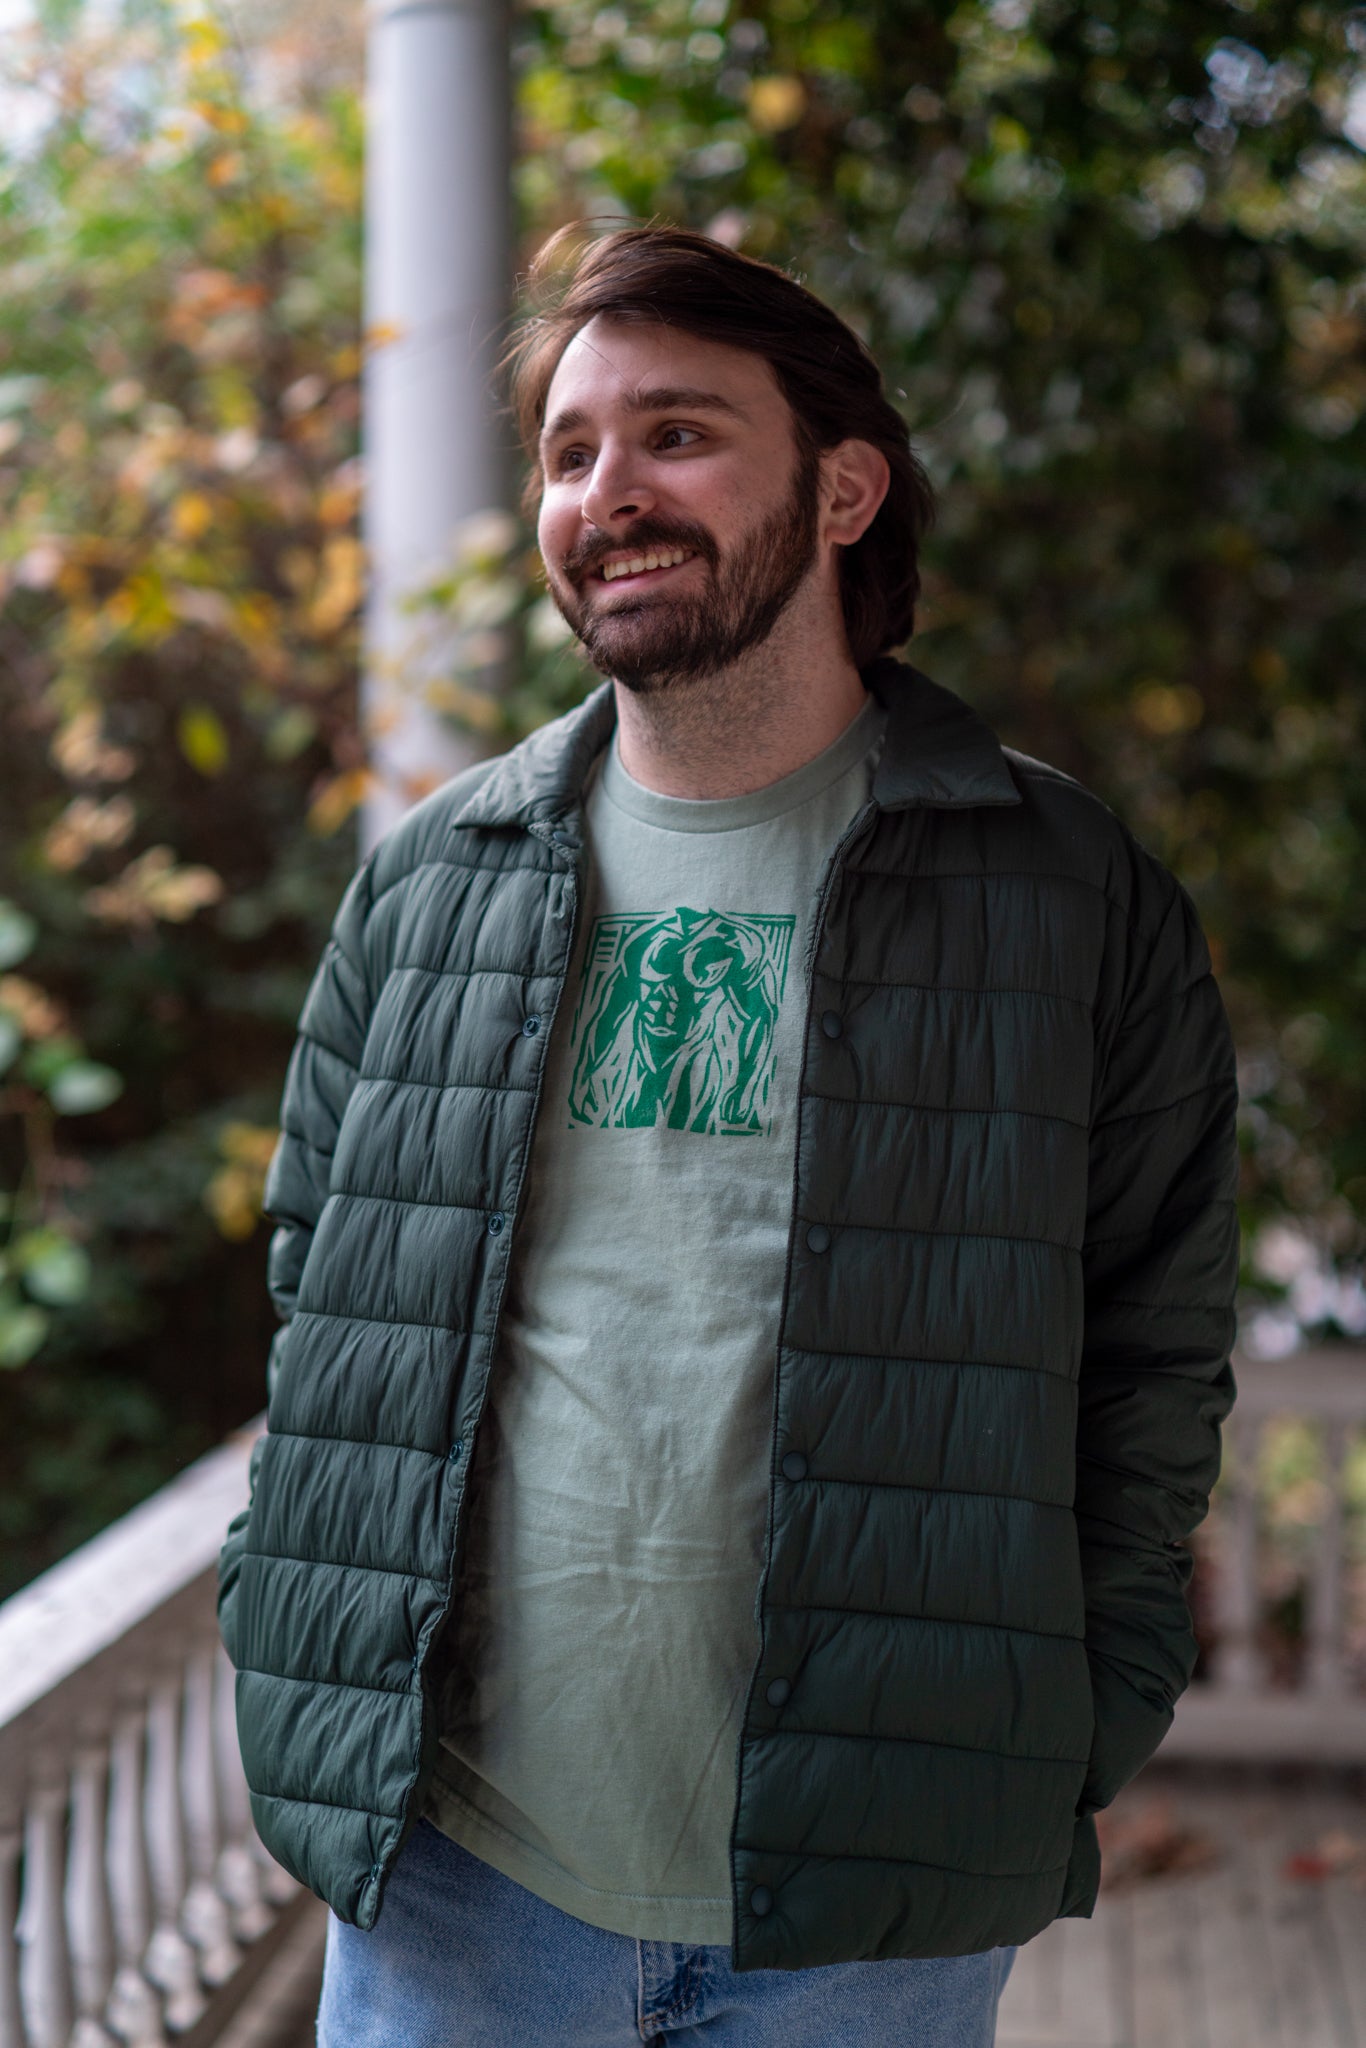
[[536, 499, 558, 555], [672, 465, 747, 538], [538, 509, 574, 578]]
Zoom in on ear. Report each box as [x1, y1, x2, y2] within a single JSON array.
[[820, 439, 891, 548]]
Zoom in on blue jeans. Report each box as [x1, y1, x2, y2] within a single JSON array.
[[317, 1820, 1015, 2045]]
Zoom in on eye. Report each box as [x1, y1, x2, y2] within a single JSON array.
[[657, 425, 702, 451]]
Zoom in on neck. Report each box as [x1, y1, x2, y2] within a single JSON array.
[[611, 603, 869, 800]]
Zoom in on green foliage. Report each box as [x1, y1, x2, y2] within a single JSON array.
[[0, 0, 363, 1589]]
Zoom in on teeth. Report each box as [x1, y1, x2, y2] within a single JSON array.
[[601, 548, 691, 581]]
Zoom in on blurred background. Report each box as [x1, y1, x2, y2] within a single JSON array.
[[0, 4, 1363, 2040]]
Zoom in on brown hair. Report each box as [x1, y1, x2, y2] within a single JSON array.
[[501, 222, 935, 665]]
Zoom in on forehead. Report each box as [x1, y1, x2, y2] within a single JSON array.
[[539, 314, 787, 441]]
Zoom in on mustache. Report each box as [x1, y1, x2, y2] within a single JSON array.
[[562, 522, 717, 581]]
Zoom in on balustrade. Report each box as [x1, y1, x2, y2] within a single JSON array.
[[1166, 1344, 1366, 1760], [0, 1425, 319, 2048]]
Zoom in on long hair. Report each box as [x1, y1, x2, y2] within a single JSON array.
[[500, 222, 935, 664]]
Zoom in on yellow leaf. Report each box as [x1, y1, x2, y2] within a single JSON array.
[[233, 591, 278, 637], [308, 769, 371, 837], [0, 976, 65, 1039], [170, 492, 214, 541], [43, 795, 136, 871], [183, 17, 228, 61], [364, 320, 406, 354], [425, 677, 507, 734], [205, 1125, 276, 1236], [84, 847, 224, 928], [178, 704, 230, 776], [318, 477, 361, 527], [747, 75, 806, 133], [200, 103, 248, 136], [204, 1163, 262, 1240], [221, 1120, 279, 1168], [1132, 683, 1203, 737], [308, 536, 365, 635], [105, 569, 177, 645], [990, 116, 1030, 155]]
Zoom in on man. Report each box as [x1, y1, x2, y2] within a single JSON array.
[[219, 224, 1239, 2046]]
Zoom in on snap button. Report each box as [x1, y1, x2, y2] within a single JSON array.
[[522, 1014, 542, 1037], [448, 1439, 464, 1464], [806, 1223, 831, 1254], [749, 1884, 773, 1918], [821, 1010, 842, 1039], [781, 1451, 808, 1482], [765, 1677, 792, 1708], [487, 1212, 506, 1236], [370, 1862, 383, 1882]]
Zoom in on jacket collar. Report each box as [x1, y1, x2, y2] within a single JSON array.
[[863, 657, 1020, 812], [449, 655, 1019, 834]]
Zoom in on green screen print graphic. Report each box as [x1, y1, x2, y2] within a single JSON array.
[[566, 908, 795, 1136]]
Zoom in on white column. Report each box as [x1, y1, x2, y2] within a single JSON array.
[[361, 0, 513, 850], [212, 1649, 273, 1945], [105, 1707, 166, 2048], [1211, 1412, 1263, 1692], [142, 1677, 205, 2032], [178, 1649, 240, 1987], [0, 1825, 24, 2048], [1305, 1419, 1349, 1695], [66, 1744, 116, 2048], [17, 1780, 73, 2048]]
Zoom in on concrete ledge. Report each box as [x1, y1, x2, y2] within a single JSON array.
[[1164, 1686, 1366, 1763]]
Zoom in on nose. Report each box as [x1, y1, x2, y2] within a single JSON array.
[[578, 438, 657, 533]]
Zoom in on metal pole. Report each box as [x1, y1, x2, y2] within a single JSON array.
[[361, 0, 512, 850]]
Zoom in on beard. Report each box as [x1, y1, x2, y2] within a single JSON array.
[[546, 438, 823, 695]]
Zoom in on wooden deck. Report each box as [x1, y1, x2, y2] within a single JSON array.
[[262, 1766, 1366, 2048], [998, 1764, 1366, 2048]]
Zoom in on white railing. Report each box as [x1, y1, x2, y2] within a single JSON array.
[[0, 1423, 322, 2048], [1165, 1343, 1366, 1761]]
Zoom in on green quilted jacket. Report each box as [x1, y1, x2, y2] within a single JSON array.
[[218, 658, 1239, 1970]]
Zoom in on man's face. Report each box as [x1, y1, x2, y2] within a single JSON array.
[[536, 316, 823, 693]]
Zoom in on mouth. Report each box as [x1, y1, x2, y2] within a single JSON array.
[[588, 546, 698, 592]]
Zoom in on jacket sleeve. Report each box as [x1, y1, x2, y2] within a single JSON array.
[[217, 855, 377, 1665], [1074, 875, 1240, 1817]]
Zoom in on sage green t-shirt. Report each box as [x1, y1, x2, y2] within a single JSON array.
[[426, 694, 886, 1941]]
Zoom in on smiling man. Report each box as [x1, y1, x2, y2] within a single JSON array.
[[219, 225, 1240, 2047]]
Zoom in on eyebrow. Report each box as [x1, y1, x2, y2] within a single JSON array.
[[539, 385, 750, 452]]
